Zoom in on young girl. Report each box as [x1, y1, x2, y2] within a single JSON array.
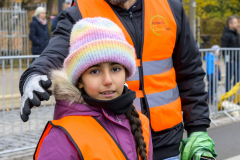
[[34, 17, 152, 160]]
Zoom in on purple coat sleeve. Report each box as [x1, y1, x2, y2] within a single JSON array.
[[38, 127, 80, 160]]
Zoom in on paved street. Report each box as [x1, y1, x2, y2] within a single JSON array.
[[182, 121, 240, 160], [208, 122, 240, 160], [0, 105, 54, 160], [0, 148, 35, 160]]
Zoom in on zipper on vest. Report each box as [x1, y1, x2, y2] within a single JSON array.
[[129, 10, 149, 116], [128, 11, 141, 60], [129, 11, 143, 88]]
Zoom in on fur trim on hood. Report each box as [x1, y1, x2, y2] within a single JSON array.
[[50, 69, 84, 104]]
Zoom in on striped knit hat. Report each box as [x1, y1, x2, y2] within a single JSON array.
[[64, 17, 136, 85]]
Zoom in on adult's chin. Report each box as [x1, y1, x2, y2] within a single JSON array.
[[105, 0, 127, 5]]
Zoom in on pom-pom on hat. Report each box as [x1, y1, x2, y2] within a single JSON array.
[[64, 17, 136, 85]]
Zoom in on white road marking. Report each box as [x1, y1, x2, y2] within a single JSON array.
[[225, 155, 240, 160]]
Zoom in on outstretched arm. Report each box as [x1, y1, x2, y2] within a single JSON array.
[[19, 5, 81, 95]]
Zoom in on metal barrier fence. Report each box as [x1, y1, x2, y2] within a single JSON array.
[[200, 48, 240, 123], [1, 49, 240, 154], [0, 6, 29, 58], [0, 55, 54, 155]]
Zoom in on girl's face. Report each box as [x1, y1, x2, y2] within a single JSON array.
[[79, 62, 126, 100]]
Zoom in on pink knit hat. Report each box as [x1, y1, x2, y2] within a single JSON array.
[[64, 17, 136, 85]]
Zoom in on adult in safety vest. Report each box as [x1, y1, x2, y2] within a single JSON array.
[[19, 0, 216, 159]]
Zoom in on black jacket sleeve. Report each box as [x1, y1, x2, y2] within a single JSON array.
[[169, 0, 210, 134], [19, 6, 81, 95]]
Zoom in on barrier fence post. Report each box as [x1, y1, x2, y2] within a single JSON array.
[[2, 59, 6, 150]]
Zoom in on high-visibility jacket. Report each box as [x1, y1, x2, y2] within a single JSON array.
[[73, 0, 183, 132], [34, 115, 150, 160]]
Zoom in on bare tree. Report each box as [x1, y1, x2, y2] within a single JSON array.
[[21, 0, 32, 8], [0, 0, 6, 8], [0, 0, 10, 8], [46, 0, 54, 36]]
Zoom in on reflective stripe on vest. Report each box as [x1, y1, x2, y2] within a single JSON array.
[[75, 0, 183, 131], [34, 115, 150, 160]]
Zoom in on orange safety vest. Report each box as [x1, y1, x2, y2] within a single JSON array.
[[34, 115, 150, 160], [73, 0, 183, 132]]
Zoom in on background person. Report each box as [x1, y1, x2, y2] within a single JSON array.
[[221, 16, 240, 92], [29, 6, 50, 60], [51, 1, 71, 32]]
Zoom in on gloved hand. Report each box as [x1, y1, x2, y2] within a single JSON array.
[[180, 132, 217, 160], [20, 74, 52, 122]]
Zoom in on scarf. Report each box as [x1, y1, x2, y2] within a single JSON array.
[[36, 16, 47, 25], [82, 86, 136, 115]]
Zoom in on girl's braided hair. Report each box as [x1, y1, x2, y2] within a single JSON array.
[[125, 105, 148, 160]]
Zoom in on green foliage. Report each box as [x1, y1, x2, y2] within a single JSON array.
[[182, 0, 240, 46], [183, 0, 240, 19], [201, 18, 226, 46]]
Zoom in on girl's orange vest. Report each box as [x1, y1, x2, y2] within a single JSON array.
[[34, 115, 150, 160], [73, 0, 183, 132]]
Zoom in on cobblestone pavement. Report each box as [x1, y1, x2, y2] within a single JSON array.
[[0, 105, 54, 159], [0, 148, 35, 160]]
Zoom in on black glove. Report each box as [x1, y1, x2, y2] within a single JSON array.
[[20, 75, 52, 122]]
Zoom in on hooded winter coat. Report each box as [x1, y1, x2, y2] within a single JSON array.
[[29, 16, 50, 55], [37, 70, 153, 160]]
